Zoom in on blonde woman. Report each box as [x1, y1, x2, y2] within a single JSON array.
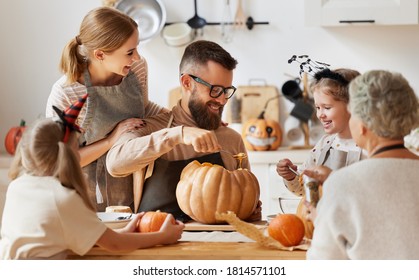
[[45, 7, 168, 211]]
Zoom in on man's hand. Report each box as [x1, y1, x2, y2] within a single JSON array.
[[245, 200, 262, 222], [182, 127, 222, 153]]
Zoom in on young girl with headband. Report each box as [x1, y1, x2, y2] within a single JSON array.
[[0, 97, 183, 260], [277, 67, 367, 196]]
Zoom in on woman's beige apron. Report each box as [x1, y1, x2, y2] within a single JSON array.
[[81, 70, 144, 212]]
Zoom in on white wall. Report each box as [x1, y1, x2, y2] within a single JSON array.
[[1, 0, 419, 153]]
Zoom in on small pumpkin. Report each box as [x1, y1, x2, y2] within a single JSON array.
[[176, 160, 260, 224], [4, 119, 26, 155], [242, 111, 282, 151], [138, 210, 174, 233], [268, 213, 305, 247]]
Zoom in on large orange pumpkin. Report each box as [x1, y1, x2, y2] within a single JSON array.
[[242, 111, 282, 151], [4, 120, 26, 155], [176, 160, 260, 224], [268, 213, 305, 247], [138, 211, 174, 232]]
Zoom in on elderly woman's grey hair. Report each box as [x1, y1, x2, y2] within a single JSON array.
[[349, 70, 419, 139]]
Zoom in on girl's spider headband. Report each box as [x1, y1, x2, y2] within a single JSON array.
[[288, 55, 348, 86]]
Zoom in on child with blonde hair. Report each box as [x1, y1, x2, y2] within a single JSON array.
[[0, 98, 183, 260], [277, 67, 367, 196]]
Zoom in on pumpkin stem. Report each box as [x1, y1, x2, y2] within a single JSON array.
[[20, 119, 26, 127], [257, 110, 265, 119], [259, 95, 279, 120]]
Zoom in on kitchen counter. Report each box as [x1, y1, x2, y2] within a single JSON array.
[[247, 148, 311, 164], [67, 241, 306, 260]]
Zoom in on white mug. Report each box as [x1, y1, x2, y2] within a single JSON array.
[[309, 120, 324, 144], [284, 115, 303, 142]]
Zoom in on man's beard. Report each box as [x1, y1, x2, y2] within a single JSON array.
[[188, 92, 223, 130]]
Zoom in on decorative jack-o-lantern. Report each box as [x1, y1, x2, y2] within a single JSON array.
[[4, 120, 26, 155], [176, 158, 260, 224], [242, 111, 282, 151]]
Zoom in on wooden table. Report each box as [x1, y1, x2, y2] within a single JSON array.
[[67, 241, 306, 260]]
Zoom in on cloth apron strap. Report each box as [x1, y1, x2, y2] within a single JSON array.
[[317, 135, 336, 166], [134, 112, 175, 212], [144, 113, 174, 179]]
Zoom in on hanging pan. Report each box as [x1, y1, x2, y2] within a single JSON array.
[[116, 0, 167, 44]]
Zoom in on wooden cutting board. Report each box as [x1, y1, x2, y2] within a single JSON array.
[[184, 220, 267, 231], [225, 83, 281, 124]]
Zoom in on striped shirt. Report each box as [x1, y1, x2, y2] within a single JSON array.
[[45, 55, 165, 127]]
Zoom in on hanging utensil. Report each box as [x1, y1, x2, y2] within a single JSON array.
[[187, 0, 207, 29], [245, 17, 269, 30], [235, 0, 246, 29], [221, 0, 234, 43]]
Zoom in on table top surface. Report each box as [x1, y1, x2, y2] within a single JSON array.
[[67, 241, 307, 260]]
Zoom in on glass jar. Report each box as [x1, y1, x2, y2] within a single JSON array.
[[302, 175, 320, 207]]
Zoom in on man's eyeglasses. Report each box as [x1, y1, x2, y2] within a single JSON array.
[[185, 74, 237, 99]]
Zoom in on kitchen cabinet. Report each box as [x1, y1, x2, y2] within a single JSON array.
[[248, 148, 310, 220], [304, 0, 419, 26]]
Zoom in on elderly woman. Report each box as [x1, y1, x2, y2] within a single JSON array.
[[306, 70, 419, 259]]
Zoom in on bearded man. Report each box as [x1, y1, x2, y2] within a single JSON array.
[[106, 40, 260, 222]]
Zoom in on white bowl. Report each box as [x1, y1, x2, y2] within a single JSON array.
[[162, 23, 193, 47], [266, 214, 278, 224], [97, 212, 132, 229]]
